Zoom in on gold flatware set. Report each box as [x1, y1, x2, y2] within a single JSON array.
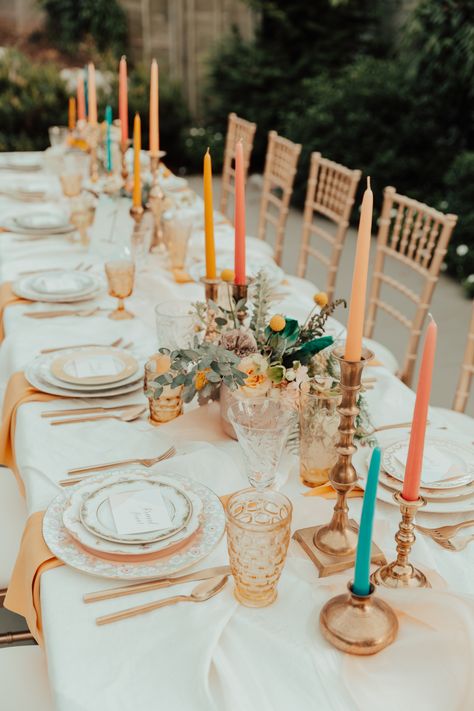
[[415, 519, 474, 551]]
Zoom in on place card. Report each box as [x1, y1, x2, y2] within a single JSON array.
[[395, 445, 457, 483], [109, 488, 173, 535], [67, 355, 123, 379]]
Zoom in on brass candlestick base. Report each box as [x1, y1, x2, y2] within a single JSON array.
[[231, 282, 249, 324], [320, 583, 398, 656], [371, 493, 430, 589], [130, 204, 145, 227], [202, 277, 221, 303]]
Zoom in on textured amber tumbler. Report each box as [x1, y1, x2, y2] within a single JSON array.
[[225, 489, 292, 608]]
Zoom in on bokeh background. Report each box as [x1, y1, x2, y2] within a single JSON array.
[[0, 0, 473, 298]]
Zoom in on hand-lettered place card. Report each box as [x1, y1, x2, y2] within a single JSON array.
[[109, 488, 173, 535]]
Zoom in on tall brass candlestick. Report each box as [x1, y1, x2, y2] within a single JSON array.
[[371, 492, 430, 589], [293, 345, 386, 576], [148, 152, 166, 251], [88, 126, 99, 184]]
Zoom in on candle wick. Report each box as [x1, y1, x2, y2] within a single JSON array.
[[206, 146, 210, 155], [428, 312, 434, 323], [367, 176, 371, 190], [121, 55, 126, 61]]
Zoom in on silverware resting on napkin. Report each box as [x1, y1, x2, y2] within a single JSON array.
[[95, 575, 229, 626], [25, 307, 108, 319], [84, 565, 232, 604], [67, 447, 177, 475], [42, 401, 143, 418], [50, 404, 146, 426], [415, 520, 474, 552]]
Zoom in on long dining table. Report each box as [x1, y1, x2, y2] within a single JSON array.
[[1, 153, 474, 711]]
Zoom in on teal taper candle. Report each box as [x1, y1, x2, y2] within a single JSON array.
[[105, 105, 113, 173], [352, 447, 381, 596]]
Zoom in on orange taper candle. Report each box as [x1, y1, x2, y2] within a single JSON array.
[[234, 139, 246, 286], [76, 75, 86, 121], [149, 59, 159, 155], [344, 177, 373, 361], [203, 148, 216, 279], [132, 113, 142, 208], [119, 56, 128, 147], [87, 62, 97, 126], [402, 317, 437, 501], [68, 97, 76, 130]]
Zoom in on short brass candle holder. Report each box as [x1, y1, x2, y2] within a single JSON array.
[[371, 492, 430, 589], [319, 582, 398, 655], [129, 204, 145, 234], [148, 151, 167, 252], [202, 277, 221, 303], [201, 277, 222, 342], [231, 282, 249, 324], [293, 346, 386, 576]]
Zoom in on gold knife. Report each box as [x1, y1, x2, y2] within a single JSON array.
[[42, 403, 144, 418], [84, 565, 232, 603]]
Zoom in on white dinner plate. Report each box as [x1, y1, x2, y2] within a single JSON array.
[[3, 217, 75, 237], [51, 347, 139, 387], [13, 271, 101, 303], [43, 472, 225, 580], [383, 437, 474, 490], [79, 476, 198, 544], [0, 154, 42, 171], [15, 210, 69, 231]]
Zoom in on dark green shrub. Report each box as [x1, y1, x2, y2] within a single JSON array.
[[442, 153, 474, 297], [38, 0, 128, 57]]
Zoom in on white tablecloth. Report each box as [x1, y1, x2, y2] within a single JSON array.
[[1, 155, 474, 711]]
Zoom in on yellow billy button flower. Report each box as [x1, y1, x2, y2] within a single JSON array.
[[195, 369, 210, 391], [269, 314, 286, 332], [313, 292, 328, 308], [220, 268, 235, 283]]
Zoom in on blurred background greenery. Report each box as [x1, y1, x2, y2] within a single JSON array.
[[0, 0, 472, 296]]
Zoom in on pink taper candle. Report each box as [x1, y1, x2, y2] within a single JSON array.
[[87, 63, 97, 126], [344, 177, 373, 361], [402, 317, 438, 501], [149, 59, 159, 155], [234, 139, 246, 285], [119, 56, 128, 147], [76, 75, 86, 121]]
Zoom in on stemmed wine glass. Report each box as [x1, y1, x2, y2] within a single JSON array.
[[228, 398, 293, 490], [104, 259, 135, 320]]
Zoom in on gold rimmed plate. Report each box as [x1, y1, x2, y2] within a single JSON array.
[[51, 347, 139, 386]]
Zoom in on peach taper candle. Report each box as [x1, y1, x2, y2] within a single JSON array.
[[234, 139, 246, 285], [119, 56, 128, 148], [149, 59, 159, 156]]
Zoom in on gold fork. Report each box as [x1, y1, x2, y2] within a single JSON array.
[[415, 519, 474, 540], [66, 446, 177, 477], [431, 534, 474, 552], [40, 337, 123, 355]]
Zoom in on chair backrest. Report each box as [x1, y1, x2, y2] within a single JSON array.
[[365, 186, 458, 386], [220, 112, 257, 218], [297, 152, 361, 301], [257, 130, 302, 265], [452, 301, 474, 413]]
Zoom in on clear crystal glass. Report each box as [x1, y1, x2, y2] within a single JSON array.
[[155, 299, 197, 350], [299, 381, 340, 487], [226, 488, 292, 607], [227, 398, 292, 490]]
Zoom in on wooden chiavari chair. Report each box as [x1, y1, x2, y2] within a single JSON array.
[[257, 131, 302, 265], [220, 112, 257, 218], [297, 152, 361, 301], [452, 301, 474, 413], [365, 186, 458, 386]]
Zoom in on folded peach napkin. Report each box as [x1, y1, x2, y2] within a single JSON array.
[[303, 482, 364, 499], [4, 511, 63, 644], [0, 282, 29, 342], [0, 372, 57, 494]]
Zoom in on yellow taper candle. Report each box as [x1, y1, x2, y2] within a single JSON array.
[[203, 148, 216, 279], [344, 177, 373, 361], [132, 113, 141, 208]]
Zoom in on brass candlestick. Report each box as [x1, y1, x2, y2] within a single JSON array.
[[148, 152, 166, 252], [202, 277, 222, 342], [202, 277, 221, 303], [231, 282, 249, 324], [371, 492, 430, 589], [130, 204, 145, 231], [88, 125, 100, 184], [293, 345, 386, 576], [120, 140, 131, 183], [320, 582, 398, 655]]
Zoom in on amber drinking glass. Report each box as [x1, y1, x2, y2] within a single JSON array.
[[299, 382, 340, 488], [226, 488, 292, 608], [105, 259, 135, 320]]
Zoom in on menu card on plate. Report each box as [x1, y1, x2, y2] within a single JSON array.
[[395, 445, 456, 483], [69, 356, 122, 379], [109, 488, 173, 534]]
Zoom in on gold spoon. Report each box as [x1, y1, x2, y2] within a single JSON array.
[[96, 575, 228, 626], [50, 404, 146, 426]]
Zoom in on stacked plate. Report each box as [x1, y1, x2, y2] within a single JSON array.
[[4, 209, 74, 237], [25, 346, 144, 398], [0, 154, 42, 172], [13, 270, 101, 303], [359, 436, 474, 514], [43, 470, 225, 579]]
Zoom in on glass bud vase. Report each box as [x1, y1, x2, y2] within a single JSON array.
[[299, 382, 341, 488]]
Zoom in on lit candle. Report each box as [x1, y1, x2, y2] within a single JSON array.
[[344, 177, 373, 361], [149, 59, 159, 155], [402, 317, 437, 501], [132, 113, 141, 208], [68, 97, 76, 131], [105, 105, 113, 173], [234, 139, 246, 285], [87, 62, 97, 126], [119, 55, 128, 148], [203, 148, 216, 279], [353, 447, 381, 596], [77, 74, 86, 121]]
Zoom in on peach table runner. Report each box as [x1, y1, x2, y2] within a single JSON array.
[[0, 282, 29, 342]]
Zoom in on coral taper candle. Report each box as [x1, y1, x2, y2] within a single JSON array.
[[87, 63, 97, 126], [77, 75, 85, 121], [344, 177, 373, 361], [105, 105, 113, 173], [149, 59, 159, 155], [132, 113, 142, 208], [402, 317, 437, 501], [234, 139, 246, 285], [119, 56, 128, 148], [68, 97, 76, 131], [203, 148, 216, 279], [353, 447, 381, 596]]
